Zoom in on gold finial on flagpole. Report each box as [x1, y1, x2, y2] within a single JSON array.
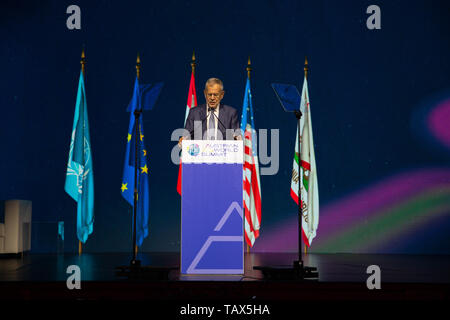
[[246, 56, 252, 79], [80, 47, 86, 76], [136, 53, 141, 80], [304, 56, 308, 79], [191, 50, 196, 75]]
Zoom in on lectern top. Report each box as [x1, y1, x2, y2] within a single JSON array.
[[181, 140, 244, 164]]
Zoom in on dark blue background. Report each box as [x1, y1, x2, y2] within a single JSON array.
[[1, 0, 449, 253]]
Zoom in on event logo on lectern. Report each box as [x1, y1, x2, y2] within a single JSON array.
[[200, 143, 240, 157], [188, 144, 200, 156]]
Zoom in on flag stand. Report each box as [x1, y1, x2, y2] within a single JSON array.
[[129, 53, 143, 269], [78, 48, 86, 257], [130, 106, 142, 268], [291, 108, 317, 279], [254, 57, 318, 281], [115, 54, 176, 280]]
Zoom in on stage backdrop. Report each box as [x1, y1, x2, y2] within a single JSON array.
[[1, 0, 449, 254]]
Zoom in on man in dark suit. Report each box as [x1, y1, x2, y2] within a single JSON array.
[[180, 78, 241, 143]]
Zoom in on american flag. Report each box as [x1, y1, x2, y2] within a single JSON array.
[[241, 78, 262, 247], [177, 70, 197, 195]]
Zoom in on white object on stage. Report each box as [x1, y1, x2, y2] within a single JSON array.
[[0, 200, 32, 254]]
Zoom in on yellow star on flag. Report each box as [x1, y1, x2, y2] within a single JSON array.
[[143, 149, 147, 156], [140, 164, 148, 174], [140, 133, 144, 141], [121, 183, 128, 192], [127, 133, 132, 142]]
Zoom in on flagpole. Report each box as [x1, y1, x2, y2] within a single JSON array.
[[303, 56, 308, 256], [78, 48, 86, 257], [254, 57, 318, 280], [294, 56, 309, 271], [295, 98, 303, 271], [116, 55, 175, 280], [297, 56, 309, 263], [131, 53, 141, 267], [246, 57, 252, 254]]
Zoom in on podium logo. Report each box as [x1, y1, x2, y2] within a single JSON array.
[[201, 143, 240, 157], [186, 201, 244, 274], [188, 144, 200, 156], [171, 127, 279, 175]]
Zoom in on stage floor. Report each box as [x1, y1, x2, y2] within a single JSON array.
[[1, 252, 450, 282], [1, 252, 449, 302]]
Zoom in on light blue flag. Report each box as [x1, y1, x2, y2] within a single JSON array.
[[65, 70, 94, 244], [121, 77, 152, 247]]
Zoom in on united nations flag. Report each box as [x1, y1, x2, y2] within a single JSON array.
[[65, 70, 94, 244]]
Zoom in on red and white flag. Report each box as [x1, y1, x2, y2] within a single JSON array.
[[177, 71, 197, 195]]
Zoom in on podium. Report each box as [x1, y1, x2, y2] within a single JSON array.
[[181, 140, 244, 274]]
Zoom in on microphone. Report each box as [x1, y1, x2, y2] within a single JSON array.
[[184, 109, 209, 139], [185, 106, 235, 140], [209, 106, 242, 140]]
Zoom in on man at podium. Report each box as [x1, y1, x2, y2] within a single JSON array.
[[179, 78, 244, 275], [181, 78, 242, 142]]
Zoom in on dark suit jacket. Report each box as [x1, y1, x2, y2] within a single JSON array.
[[184, 104, 241, 140]]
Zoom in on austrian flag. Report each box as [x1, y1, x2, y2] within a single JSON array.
[[177, 69, 197, 195]]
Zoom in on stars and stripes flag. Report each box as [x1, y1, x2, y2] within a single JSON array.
[[290, 76, 319, 247], [240, 77, 262, 247], [177, 70, 197, 195]]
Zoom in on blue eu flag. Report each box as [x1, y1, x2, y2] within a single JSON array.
[[121, 77, 153, 247]]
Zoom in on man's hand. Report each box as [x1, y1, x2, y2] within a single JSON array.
[[179, 136, 190, 148]]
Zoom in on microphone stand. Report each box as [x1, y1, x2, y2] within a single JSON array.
[[191, 110, 210, 140], [208, 107, 227, 133], [182, 107, 210, 141], [184, 105, 240, 141], [208, 106, 240, 140]]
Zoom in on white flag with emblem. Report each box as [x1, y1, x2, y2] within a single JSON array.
[[290, 76, 319, 247]]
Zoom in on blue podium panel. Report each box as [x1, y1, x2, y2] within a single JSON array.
[[181, 141, 243, 274]]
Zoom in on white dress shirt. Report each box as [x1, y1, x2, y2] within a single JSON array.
[[206, 104, 220, 140]]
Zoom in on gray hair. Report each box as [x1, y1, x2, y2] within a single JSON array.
[[205, 78, 224, 91]]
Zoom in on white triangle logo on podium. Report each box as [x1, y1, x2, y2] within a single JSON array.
[[186, 201, 243, 274]]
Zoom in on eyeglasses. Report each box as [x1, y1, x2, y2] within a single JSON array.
[[206, 93, 222, 98]]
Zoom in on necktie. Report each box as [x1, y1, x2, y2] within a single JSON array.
[[208, 108, 215, 140]]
